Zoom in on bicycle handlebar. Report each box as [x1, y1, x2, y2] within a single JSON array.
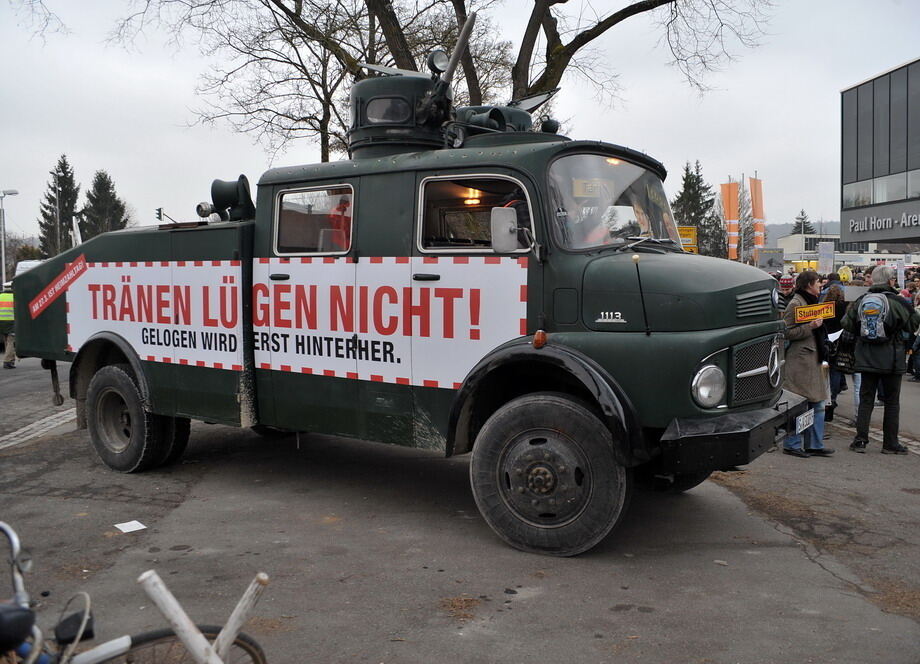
[[0, 521, 30, 609]]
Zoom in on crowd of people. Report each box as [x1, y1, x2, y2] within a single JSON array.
[[774, 264, 920, 458]]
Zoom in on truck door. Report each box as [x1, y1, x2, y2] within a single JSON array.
[[353, 171, 416, 444], [253, 182, 360, 435], [412, 173, 533, 446]]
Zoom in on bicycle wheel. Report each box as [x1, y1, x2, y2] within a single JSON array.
[[93, 625, 266, 664]]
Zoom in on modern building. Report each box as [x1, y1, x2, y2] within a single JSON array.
[[777, 233, 912, 268], [840, 58, 920, 244]]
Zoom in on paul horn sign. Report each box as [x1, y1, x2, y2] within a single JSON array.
[[840, 199, 920, 243]]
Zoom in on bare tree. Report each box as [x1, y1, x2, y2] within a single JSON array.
[[7, 0, 67, 37], [30, 1, 768, 158], [110, 0, 512, 160], [512, 0, 769, 101]]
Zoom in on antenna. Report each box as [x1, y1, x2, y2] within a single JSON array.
[[416, 12, 477, 125], [440, 12, 476, 85]]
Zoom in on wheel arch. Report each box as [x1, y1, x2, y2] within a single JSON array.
[[447, 340, 650, 466], [70, 333, 152, 429]]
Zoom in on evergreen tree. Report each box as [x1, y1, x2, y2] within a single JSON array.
[[792, 209, 816, 235], [670, 160, 726, 258], [81, 170, 129, 240], [37, 155, 80, 257], [702, 202, 728, 259]]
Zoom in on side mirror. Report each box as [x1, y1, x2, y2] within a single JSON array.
[[490, 207, 519, 254]]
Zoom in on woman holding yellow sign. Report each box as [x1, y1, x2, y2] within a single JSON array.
[[782, 271, 834, 458]]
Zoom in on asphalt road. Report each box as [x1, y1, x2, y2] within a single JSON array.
[[2, 359, 919, 663]]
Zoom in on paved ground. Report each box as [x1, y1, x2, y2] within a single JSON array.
[[2, 359, 919, 663], [0, 357, 74, 442]]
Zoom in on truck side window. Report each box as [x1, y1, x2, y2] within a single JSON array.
[[276, 185, 353, 254], [420, 176, 531, 252]]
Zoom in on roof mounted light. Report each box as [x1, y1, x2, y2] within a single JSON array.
[[427, 50, 449, 75]]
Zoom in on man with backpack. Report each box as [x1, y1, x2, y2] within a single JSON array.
[[842, 266, 920, 454]]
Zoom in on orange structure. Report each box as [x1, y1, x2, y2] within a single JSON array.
[[749, 177, 766, 262], [721, 182, 739, 260]]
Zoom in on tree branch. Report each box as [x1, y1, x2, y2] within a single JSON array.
[[449, 0, 481, 104], [365, 0, 418, 70]]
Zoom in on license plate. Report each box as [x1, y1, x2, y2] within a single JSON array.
[[795, 409, 814, 435]]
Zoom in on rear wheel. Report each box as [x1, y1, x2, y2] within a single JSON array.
[[96, 625, 266, 664], [470, 393, 632, 556], [156, 416, 192, 467], [86, 365, 171, 473]]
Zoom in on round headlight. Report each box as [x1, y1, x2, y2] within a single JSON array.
[[691, 364, 726, 408], [427, 50, 449, 74], [771, 287, 780, 310]]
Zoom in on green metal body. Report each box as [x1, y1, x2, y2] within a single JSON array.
[[14, 135, 782, 466]]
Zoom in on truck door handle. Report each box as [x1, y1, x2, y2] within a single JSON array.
[[413, 273, 441, 281], [269, 273, 290, 281]]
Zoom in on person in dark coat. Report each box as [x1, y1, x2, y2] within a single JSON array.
[[781, 271, 833, 458], [842, 266, 920, 454], [823, 284, 848, 421]]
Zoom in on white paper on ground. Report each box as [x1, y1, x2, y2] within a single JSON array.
[[114, 520, 147, 533]]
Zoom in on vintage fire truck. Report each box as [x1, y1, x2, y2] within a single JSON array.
[[13, 22, 804, 556]]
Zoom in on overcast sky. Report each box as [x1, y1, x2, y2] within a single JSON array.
[[1, 0, 918, 243]]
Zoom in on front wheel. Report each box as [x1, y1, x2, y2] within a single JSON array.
[[96, 625, 266, 664], [470, 393, 632, 556]]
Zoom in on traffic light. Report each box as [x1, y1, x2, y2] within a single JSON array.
[[155, 207, 163, 221]]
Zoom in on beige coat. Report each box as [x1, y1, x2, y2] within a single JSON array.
[[783, 292, 828, 403]]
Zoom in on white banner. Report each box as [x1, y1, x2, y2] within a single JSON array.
[[252, 256, 528, 388], [817, 242, 835, 275], [64, 256, 529, 389], [67, 261, 244, 370]]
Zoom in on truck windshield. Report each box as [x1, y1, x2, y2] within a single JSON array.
[[548, 154, 679, 250]]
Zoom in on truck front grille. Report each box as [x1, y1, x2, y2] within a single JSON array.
[[735, 289, 773, 319], [732, 336, 779, 404]]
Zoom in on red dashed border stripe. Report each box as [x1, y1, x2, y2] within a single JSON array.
[[248, 255, 525, 266], [138, 355, 242, 371], [244, 364, 461, 389], [86, 259, 242, 267]]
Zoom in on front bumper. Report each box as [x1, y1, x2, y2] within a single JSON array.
[[657, 390, 809, 473]]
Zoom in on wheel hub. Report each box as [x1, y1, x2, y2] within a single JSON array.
[[96, 388, 132, 453], [499, 431, 591, 527], [526, 464, 557, 494]]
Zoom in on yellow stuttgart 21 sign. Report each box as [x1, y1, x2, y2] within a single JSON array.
[[794, 302, 836, 324]]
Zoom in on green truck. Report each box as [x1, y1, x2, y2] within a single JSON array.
[[13, 32, 805, 556]]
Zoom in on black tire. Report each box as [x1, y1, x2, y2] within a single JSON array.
[[250, 424, 294, 438], [470, 393, 632, 556], [157, 416, 192, 467], [86, 365, 171, 473], [96, 625, 267, 664], [664, 470, 712, 493]]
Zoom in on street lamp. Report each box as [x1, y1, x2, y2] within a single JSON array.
[[0, 189, 19, 286]]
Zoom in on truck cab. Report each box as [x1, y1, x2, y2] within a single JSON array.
[[13, 42, 804, 556]]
